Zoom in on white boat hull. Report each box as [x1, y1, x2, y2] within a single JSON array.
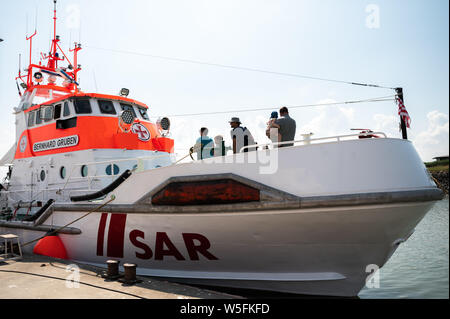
[[2, 200, 435, 296]]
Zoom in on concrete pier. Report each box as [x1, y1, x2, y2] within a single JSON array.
[[0, 254, 239, 299]]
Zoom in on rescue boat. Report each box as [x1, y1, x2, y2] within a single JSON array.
[[0, 1, 444, 297]]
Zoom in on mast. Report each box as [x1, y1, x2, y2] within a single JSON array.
[[15, 0, 82, 95], [47, 0, 63, 70], [396, 87, 408, 140]]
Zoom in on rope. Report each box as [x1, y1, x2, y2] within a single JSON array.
[[153, 95, 395, 118], [175, 152, 193, 164], [85, 45, 396, 90], [21, 195, 116, 248]]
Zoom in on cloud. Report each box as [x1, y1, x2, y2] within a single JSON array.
[[373, 113, 399, 137], [296, 99, 357, 138], [412, 110, 449, 162]]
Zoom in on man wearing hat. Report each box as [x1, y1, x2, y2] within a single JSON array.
[[229, 117, 256, 153]]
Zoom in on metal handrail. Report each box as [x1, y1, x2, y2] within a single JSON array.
[[59, 152, 176, 193], [240, 132, 387, 152], [3, 152, 176, 202]]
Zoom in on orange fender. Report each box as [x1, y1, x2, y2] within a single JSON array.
[[33, 235, 68, 260]]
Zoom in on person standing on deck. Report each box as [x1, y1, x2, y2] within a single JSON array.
[[229, 117, 256, 153], [193, 127, 214, 160], [275, 107, 296, 147]]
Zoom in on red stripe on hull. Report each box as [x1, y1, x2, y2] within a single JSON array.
[[106, 213, 127, 258], [96, 213, 108, 256]]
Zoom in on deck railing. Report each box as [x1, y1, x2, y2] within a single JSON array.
[[240, 132, 387, 152]]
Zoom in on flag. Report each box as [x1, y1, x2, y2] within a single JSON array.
[[397, 96, 411, 128]]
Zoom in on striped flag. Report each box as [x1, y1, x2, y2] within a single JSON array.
[[397, 96, 411, 128]]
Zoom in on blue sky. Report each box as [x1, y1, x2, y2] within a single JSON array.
[[0, 0, 448, 161]]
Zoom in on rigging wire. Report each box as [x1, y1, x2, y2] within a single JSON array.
[[85, 45, 397, 90], [152, 95, 396, 118]]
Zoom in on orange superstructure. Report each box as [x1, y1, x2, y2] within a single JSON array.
[[13, 1, 174, 160]]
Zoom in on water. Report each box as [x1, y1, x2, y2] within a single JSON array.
[[359, 196, 449, 299]]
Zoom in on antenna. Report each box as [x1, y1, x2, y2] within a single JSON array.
[[93, 69, 98, 92], [35, 5, 38, 32], [79, 16, 82, 43]]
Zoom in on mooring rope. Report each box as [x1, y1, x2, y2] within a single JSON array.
[[21, 195, 116, 248]]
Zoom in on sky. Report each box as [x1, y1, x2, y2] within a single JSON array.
[[0, 0, 448, 164]]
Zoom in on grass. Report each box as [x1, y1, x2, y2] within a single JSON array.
[[425, 159, 449, 168], [427, 165, 449, 173], [425, 159, 449, 173]]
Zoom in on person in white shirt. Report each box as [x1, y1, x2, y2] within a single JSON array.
[[229, 117, 256, 153], [213, 135, 231, 156]]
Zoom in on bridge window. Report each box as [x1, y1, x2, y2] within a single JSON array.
[[74, 98, 92, 114], [27, 111, 35, 127], [35, 109, 42, 125], [63, 101, 71, 117], [98, 100, 117, 115], [43, 106, 54, 122], [54, 104, 62, 119], [138, 107, 149, 120], [120, 103, 136, 118]]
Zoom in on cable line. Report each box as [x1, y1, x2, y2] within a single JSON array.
[[152, 95, 396, 118], [85, 45, 396, 90]]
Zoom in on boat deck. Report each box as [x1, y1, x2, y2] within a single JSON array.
[[0, 254, 239, 299]]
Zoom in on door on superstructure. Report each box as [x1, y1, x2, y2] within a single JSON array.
[[36, 165, 50, 203]]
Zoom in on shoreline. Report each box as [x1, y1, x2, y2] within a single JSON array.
[[430, 170, 449, 194]]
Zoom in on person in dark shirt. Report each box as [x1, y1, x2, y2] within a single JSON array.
[[275, 107, 296, 147]]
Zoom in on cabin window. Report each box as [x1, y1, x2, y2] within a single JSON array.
[[35, 109, 42, 125], [43, 106, 54, 122], [105, 164, 120, 176], [60, 166, 66, 179], [27, 111, 35, 127], [54, 104, 62, 119], [120, 103, 136, 118], [40, 170, 46, 181], [73, 98, 92, 114], [98, 100, 117, 115], [138, 107, 149, 120], [63, 101, 71, 117], [81, 165, 88, 177], [56, 117, 77, 129]]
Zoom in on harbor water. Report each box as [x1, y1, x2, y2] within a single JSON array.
[[359, 196, 449, 299]]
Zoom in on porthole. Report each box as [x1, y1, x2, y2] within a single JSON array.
[[40, 170, 46, 181], [81, 165, 88, 177], [60, 166, 66, 179], [106, 164, 120, 176]]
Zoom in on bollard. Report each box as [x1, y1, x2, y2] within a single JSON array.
[[123, 263, 137, 281], [119, 263, 142, 285], [101, 260, 121, 280], [107, 260, 119, 277]]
